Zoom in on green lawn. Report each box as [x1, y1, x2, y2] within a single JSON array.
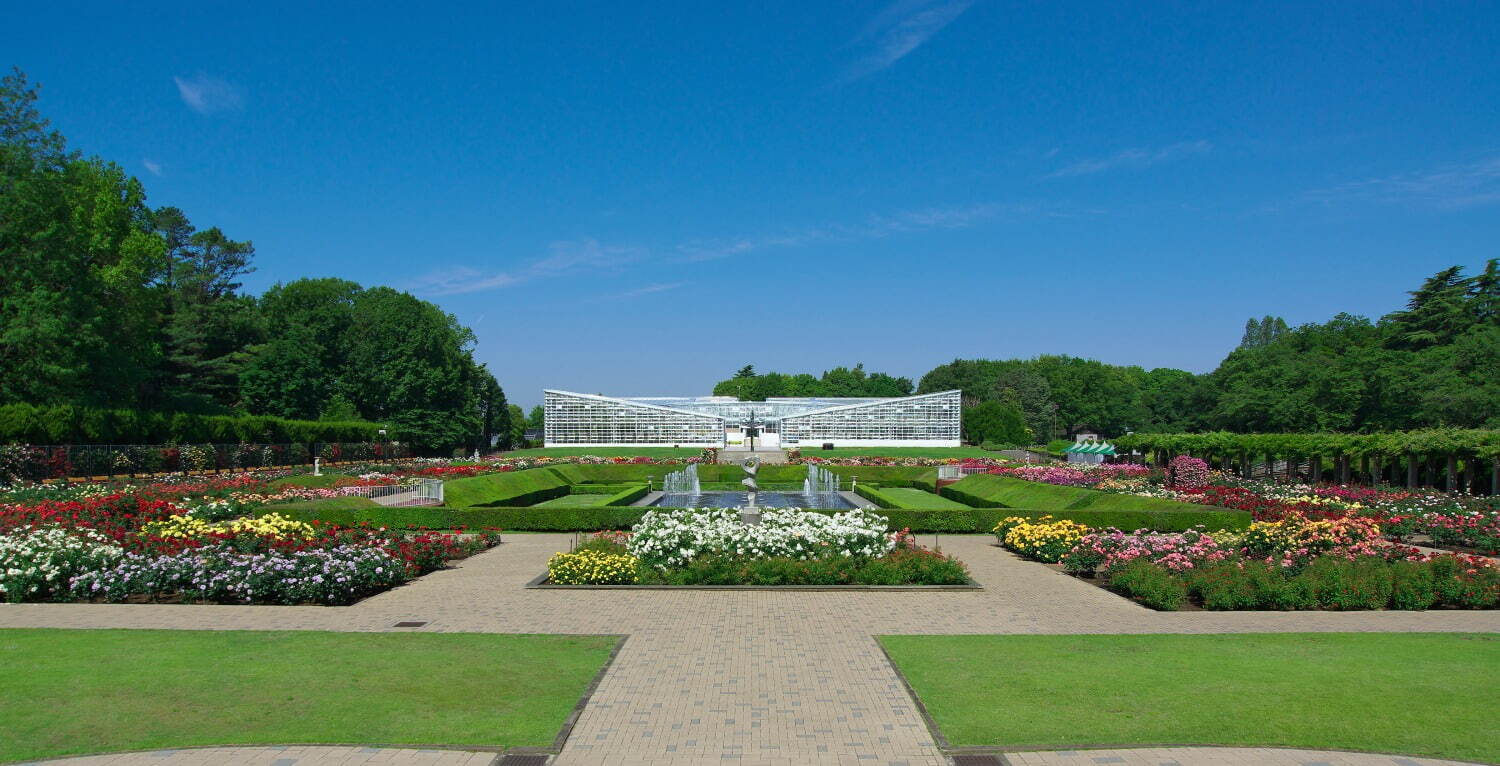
[[800, 447, 1000, 458], [270, 496, 378, 511], [874, 487, 971, 509], [533, 494, 614, 507], [880, 633, 1500, 762], [443, 468, 570, 507], [267, 473, 347, 489], [501, 447, 705, 457], [0, 629, 618, 763]]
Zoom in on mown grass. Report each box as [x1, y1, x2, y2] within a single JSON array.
[[443, 468, 570, 508], [533, 494, 615, 507], [879, 633, 1500, 762], [873, 487, 971, 509], [0, 629, 618, 763], [943, 473, 1220, 513], [270, 496, 378, 511]]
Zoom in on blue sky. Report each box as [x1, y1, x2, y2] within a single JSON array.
[[8, 1, 1499, 408]]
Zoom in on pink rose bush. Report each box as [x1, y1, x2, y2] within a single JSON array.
[[1060, 528, 1228, 576]]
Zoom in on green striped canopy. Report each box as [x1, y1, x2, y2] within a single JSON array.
[[1064, 441, 1117, 455]]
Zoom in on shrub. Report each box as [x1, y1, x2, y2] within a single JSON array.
[[0, 526, 124, 602], [627, 508, 893, 569], [998, 515, 1089, 563], [1428, 555, 1500, 609], [1185, 560, 1291, 610], [1168, 455, 1211, 488], [1108, 559, 1186, 610], [1295, 556, 1394, 610], [547, 549, 639, 585], [1060, 528, 1228, 576], [1389, 560, 1438, 611]]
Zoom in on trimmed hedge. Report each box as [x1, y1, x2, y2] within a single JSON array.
[[0, 402, 383, 445], [266, 503, 1249, 534]]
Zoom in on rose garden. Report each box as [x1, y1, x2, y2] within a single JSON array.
[[2, 444, 1496, 765]]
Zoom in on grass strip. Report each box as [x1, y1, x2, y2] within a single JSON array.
[[0, 629, 618, 763], [878, 632, 1499, 762]]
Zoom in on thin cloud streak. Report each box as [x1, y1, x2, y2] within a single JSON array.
[[842, 0, 974, 82], [616, 282, 684, 299], [1297, 156, 1500, 209], [1046, 140, 1212, 178], [675, 200, 1087, 261], [142, 159, 162, 176], [414, 199, 1089, 296], [412, 239, 641, 296], [173, 74, 243, 114]]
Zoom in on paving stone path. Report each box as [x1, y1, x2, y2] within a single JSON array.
[[3, 534, 1496, 766]]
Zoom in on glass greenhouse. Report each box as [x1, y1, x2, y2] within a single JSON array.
[[543, 389, 962, 448]]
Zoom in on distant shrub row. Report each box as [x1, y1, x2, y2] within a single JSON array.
[[0, 403, 385, 445], [0, 441, 410, 482]]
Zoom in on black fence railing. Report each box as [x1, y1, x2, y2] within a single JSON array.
[[0, 442, 412, 483]]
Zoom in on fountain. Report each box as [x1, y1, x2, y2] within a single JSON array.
[[661, 463, 700, 505], [804, 465, 839, 495], [740, 456, 761, 525]]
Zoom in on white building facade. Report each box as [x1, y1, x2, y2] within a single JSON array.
[[543, 389, 962, 448]]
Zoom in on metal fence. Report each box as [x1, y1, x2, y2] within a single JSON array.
[[339, 478, 444, 507]]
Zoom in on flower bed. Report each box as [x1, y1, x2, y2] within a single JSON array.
[[0, 471, 503, 605], [541, 509, 971, 587], [995, 510, 1498, 611]]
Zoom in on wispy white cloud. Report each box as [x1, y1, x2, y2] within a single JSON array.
[[1046, 140, 1212, 179], [142, 159, 162, 176], [413, 200, 1088, 296], [1297, 156, 1500, 209], [842, 0, 974, 82], [173, 74, 243, 114], [616, 282, 684, 299], [675, 200, 1083, 261], [411, 239, 642, 296]]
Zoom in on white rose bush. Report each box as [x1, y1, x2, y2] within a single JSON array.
[[545, 507, 972, 586], [628, 508, 895, 569], [0, 525, 123, 602]]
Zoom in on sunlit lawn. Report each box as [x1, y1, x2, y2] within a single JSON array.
[[880, 632, 1499, 763], [0, 629, 617, 763]]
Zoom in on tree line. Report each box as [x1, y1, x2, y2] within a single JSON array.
[[0, 70, 512, 451], [919, 260, 1499, 440], [721, 261, 1498, 445], [710, 364, 915, 400]]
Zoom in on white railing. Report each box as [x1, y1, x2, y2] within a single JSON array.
[[340, 478, 444, 507], [938, 465, 994, 479]]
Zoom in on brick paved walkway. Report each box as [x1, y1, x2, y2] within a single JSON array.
[[3, 535, 1496, 766]]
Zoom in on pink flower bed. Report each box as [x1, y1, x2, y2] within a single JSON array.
[[1060, 528, 1227, 575]]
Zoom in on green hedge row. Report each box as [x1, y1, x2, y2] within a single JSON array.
[[0, 402, 383, 445], [266, 503, 1249, 534]]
